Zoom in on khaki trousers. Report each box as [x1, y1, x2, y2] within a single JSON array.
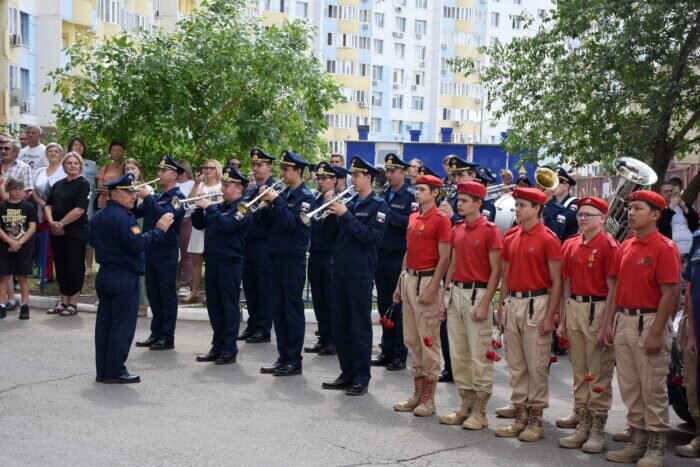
[[447, 286, 494, 393], [504, 295, 552, 409], [614, 313, 672, 432], [401, 273, 441, 380], [565, 299, 615, 413], [679, 315, 699, 418]]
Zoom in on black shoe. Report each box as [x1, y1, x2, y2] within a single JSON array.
[[103, 373, 141, 384], [215, 353, 237, 365], [246, 333, 271, 344], [322, 378, 352, 390], [438, 369, 453, 383], [386, 358, 406, 371], [95, 376, 103, 383], [135, 336, 158, 347], [19, 304, 29, 320], [273, 363, 302, 376], [370, 353, 390, 367], [237, 330, 253, 341], [317, 344, 337, 356], [149, 339, 174, 350], [304, 340, 324, 353], [0, 306, 6, 319], [196, 351, 220, 362], [346, 384, 368, 396], [260, 362, 283, 374]]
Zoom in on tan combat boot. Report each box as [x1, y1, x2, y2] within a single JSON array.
[[612, 426, 632, 443], [495, 404, 528, 438], [555, 405, 580, 429], [393, 376, 424, 412], [582, 411, 608, 453], [559, 407, 590, 448], [518, 407, 545, 442], [495, 404, 516, 418], [463, 391, 490, 430], [675, 417, 700, 458], [606, 427, 648, 463], [438, 389, 474, 425], [637, 431, 666, 467], [413, 378, 437, 417]]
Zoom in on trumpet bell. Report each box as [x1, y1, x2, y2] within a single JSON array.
[[535, 167, 559, 192]]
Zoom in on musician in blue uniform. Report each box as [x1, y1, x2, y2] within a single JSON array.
[[543, 166, 578, 243], [475, 166, 497, 222], [304, 162, 342, 356], [321, 156, 388, 396], [239, 148, 276, 343], [134, 156, 185, 351], [92, 173, 175, 384], [371, 153, 415, 371], [192, 165, 251, 365], [259, 150, 316, 376]]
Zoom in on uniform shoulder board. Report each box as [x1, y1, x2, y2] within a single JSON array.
[[543, 225, 560, 239], [373, 195, 384, 203], [302, 187, 312, 196], [604, 234, 619, 248], [484, 220, 498, 229], [562, 233, 580, 248], [504, 225, 520, 237], [661, 236, 676, 249], [407, 185, 416, 195], [563, 197, 578, 211]]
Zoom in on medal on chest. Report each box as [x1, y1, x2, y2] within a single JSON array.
[[418, 224, 425, 236], [587, 249, 597, 268]]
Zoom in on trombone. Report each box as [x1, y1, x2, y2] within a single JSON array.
[[485, 183, 516, 201], [237, 181, 285, 216], [300, 187, 356, 225], [171, 192, 223, 210], [132, 178, 160, 190]]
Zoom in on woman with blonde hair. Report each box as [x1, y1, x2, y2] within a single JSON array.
[[176, 160, 195, 298]]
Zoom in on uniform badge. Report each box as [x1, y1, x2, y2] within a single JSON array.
[[473, 240, 481, 246], [234, 211, 244, 221], [418, 224, 425, 236], [569, 204, 578, 212], [411, 202, 419, 212], [376, 212, 386, 223], [482, 209, 491, 218], [300, 202, 310, 213], [639, 256, 653, 267], [557, 214, 566, 224], [131, 226, 141, 234]]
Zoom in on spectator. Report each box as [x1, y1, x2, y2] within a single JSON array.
[[329, 154, 345, 167], [96, 141, 126, 210], [17, 125, 47, 175], [515, 175, 532, 188], [500, 169, 514, 188], [176, 160, 195, 297], [227, 157, 241, 168], [658, 180, 699, 257], [19, 132, 28, 149], [68, 137, 97, 275], [1, 137, 32, 201], [44, 152, 91, 316], [408, 158, 423, 185], [31, 142, 66, 282]]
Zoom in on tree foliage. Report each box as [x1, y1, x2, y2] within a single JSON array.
[[480, 0, 700, 192], [46, 0, 342, 171]]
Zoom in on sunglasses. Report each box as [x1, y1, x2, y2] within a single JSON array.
[[203, 166, 217, 170], [0, 146, 12, 151]]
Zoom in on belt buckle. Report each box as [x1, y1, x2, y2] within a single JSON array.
[[514, 291, 524, 298]]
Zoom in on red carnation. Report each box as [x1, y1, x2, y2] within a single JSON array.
[[493, 353, 501, 362], [558, 335, 570, 351], [592, 386, 604, 393], [423, 336, 434, 347], [671, 375, 684, 386], [549, 355, 558, 363], [583, 374, 595, 382]]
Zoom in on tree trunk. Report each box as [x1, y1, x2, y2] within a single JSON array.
[[650, 143, 673, 192], [683, 172, 700, 209]]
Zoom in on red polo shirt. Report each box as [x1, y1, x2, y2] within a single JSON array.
[[562, 231, 619, 297], [501, 222, 562, 291], [615, 229, 681, 309], [450, 216, 503, 283], [406, 204, 452, 270]]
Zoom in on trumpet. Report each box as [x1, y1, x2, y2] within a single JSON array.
[[237, 181, 285, 216], [171, 192, 223, 210], [132, 178, 160, 190], [300, 187, 356, 225], [485, 183, 516, 201]]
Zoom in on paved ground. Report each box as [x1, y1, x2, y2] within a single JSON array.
[[1, 310, 697, 466]]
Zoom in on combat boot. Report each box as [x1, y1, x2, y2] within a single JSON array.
[[606, 427, 648, 463], [495, 404, 516, 418], [495, 404, 528, 438], [555, 405, 580, 429], [582, 411, 608, 453], [518, 407, 545, 442], [438, 389, 474, 425], [637, 431, 666, 467], [559, 407, 590, 448], [675, 417, 700, 458], [413, 378, 437, 417], [612, 426, 632, 443], [463, 391, 490, 430], [393, 376, 424, 412]]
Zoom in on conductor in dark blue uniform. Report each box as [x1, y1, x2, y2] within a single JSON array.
[[259, 150, 316, 376], [91, 173, 175, 384], [192, 165, 251, 365], [543, 166, 578, 243], [372, 153, 415, 371], [475, 166, 497, 222], [321, 156, 388, 396], [134, 156, 186, 351]]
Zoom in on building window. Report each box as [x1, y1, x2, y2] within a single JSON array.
[[374, 12, 384, 28], [392, 94, 404, 109], [412, 96, 424, 111], [374, 39, 384, 54], [415, 0, 427, 8], [327, 5, 338, 18], [392, 68, 405, 84], [359, 37, 370, 50], [8, 8, 20, 36], [327, 33, 334, 46], [295, 1, 308, 18], [513, 0, 522, 4], [19, 12, 29, 46], [490, 37, 498, 47], [371, 118, 381, 133], [372, 65, 383, 80], [326, 60, 336, 73], [414, 20, 427, 35], [394, 43, 405, 58], [359, 9, 370, 23], [20, 68, 29, 94], [512, 16, 522, 29], [413, 71, 425, 86], [372, 92, 382, 107], [537, 9, 546, 18], [8, 65, 18, 90], [392, 120, 403, 135], [490, 12, 500, 27], [395, 17, 406, 32]]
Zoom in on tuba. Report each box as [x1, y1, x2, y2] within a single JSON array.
[[604, 157, 657, 241], [534, 167, 560, 192]]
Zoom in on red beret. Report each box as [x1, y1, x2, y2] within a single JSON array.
[[628, 190, 666, 211], [415, 175, 443, 188], [577, 196, 608, 215], [457, 181, 486, 200], [513, 187, 547, 205]]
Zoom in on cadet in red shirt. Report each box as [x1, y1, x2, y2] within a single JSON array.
[[437, 181, 503, 430], [557, 197, 619, 453], [607, 190, 681, 466], [392, 175, 452, 417], [495, 187, 562, 442]]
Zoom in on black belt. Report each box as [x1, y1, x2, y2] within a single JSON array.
[[570, 294, 606, 303], [406, 268, 435, 277], [509, 289, 548, 299], [619, 308, 656, 316], [452, 281, 487, 289]]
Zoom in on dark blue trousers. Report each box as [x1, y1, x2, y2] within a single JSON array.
[[333, 277, 374, 387], [308, 252, 333, 345], [374, 252, 407, 360], [205, 262, 243, 355], [95, 270, 140, 379], [270, 254, 306, 367], [696, 317, 700, 411], [242, 242, 273, 336], [145, 254, 179, 340]]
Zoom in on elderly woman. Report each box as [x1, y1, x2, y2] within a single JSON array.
[[408, 158, 423, 185], [32, 143, 66, 282], [44, 152, 91, 316]]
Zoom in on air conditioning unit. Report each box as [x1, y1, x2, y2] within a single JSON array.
[[453, 121, 462, 127], [392, 32, 404, 38], [411, 85, 417, 91], [441, 43, 447, 49], [418, 60, 426, 68], [154, 10, 160, 17], [20, 100, 31, 113], [372, 80, 379, 86], [441, 69, 447, 74], [10, 34, 21, 47], [392, 84, 400, 89], [395, 6, 402, 12], [362, 23, 369, 30], [480, 0, 487, 3], [415, 33, 423, 39]]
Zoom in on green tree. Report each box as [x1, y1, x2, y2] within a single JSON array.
[[480, 0, 700, 197], [46, 0, 342, 172]]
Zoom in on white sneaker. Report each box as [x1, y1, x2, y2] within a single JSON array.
[[178, 287, 190, 297]]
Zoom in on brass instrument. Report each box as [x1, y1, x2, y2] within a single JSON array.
[[300, 187, 356, 225], [534, 167, 560, 192], [485, 183, 516, 201], [171, 192, 223, 210], [605, 157, 657, 241], [237, 181, 285, 216], [132, 178, 160, 190]]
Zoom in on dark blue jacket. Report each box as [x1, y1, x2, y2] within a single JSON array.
[[323, 193, 388, 278], [544, 198, 578, 242], [264, 182, 316, 257], [132, 186, 185, 257], [243, 177, 275, 244], [310, 192, 333, 254], [90, 200, 164, 275], [379, 183, 416, 254], [481, 198, 497, 223], [191, 198, 251, 265], [684, 233, 700, 320], [447, 192, 463, 225]]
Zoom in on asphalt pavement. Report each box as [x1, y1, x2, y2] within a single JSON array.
[[1, 310, 698, 466]]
